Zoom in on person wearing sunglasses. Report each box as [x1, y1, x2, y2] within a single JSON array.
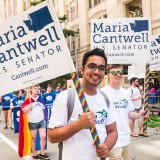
[[127, 77, 148, 137], [101, 64, 144, 160], [48, 48, 118, 160]]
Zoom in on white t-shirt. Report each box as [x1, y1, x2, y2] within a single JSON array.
[[127, 86, 142, 109], [101, 85, 134, 148], [48, 89, 117, 160], [27, 96, 45, 123]]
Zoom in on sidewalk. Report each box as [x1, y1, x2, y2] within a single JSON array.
[[130, 121, 160, 160]]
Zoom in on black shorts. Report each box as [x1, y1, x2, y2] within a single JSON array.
[[2, 107, 10, 111], [132, 107, 142, 113]]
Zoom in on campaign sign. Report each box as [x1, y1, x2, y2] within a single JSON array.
[[128, 65, 145, 80], [91, 18, 151, 64], [150, 34, 160, 71], [0, 0, 75, 95]]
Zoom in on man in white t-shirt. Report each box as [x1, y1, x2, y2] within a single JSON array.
[[127, 77, 148, 137], [48, 48, 118, 160], [101, 64, 144, 160]]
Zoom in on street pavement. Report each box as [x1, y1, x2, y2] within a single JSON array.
[[0, 116, 160, 160]]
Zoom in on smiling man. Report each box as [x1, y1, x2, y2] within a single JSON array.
[[48, 48, 118, 160], [101, 64, 144, 160]]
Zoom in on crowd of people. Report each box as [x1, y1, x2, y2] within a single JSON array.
[[0, 48, 154, 160]]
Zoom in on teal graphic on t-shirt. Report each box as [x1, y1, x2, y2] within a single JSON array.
[[114, 99, 128, 109]]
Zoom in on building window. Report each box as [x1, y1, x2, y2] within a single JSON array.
[[66, 5, 69, 21], [76, 1, 78, 17], [14, 0, 17, 15], [8, 0, 12, 18], [125, 0, 143, 18], [89, 0, 92, 9], [72, 40, 75, 51], [103, 14, 107, 18], [70, 6, 75, 20], [77, 28, 80, 49], [94, 0, 101, 6], [23, 1, 27, 11]]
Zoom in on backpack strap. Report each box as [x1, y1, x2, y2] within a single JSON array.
[[58, 142, 63, 160], [58, 88, 76, 160], [67, 88, 76, 121], [99, 90, 110, 108], [130, 87, 133, 96]]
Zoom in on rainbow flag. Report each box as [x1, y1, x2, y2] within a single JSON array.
[[18, 106, 31, 157]]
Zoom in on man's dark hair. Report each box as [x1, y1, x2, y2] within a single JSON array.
[[82, 48, 107, 66], [130, 77, 138, 85]]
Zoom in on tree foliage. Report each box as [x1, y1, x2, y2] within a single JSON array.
[[30, 0, 46, 6]]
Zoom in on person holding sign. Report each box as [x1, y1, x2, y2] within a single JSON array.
[[48, 48, 118, 160], [22, 85, 50, 160], [101, 64, 144, 160]]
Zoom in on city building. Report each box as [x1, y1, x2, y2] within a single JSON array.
[[0, 0, 30, 21], [53, 0, 160, 88], [0, 0, 160, 88]]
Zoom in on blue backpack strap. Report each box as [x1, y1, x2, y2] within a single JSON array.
[[99, 90, 110, 108]]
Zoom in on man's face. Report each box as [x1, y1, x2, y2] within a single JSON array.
[[47, 87, 52, 93], [32, 86, 39, 95], [81, 55, 106, 87], [134, 79, 139, 87], [108, 67, 123, 85]]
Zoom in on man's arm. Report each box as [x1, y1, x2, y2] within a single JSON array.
[[105, 122, 117, 151], [48, 111, 96, 143], [128, 109, 144, 119], [131, 95, 141, 100], [95, 122, 117, 158]]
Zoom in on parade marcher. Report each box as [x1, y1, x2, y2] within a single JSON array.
[[22, 84, 50, 160], [53, 86, 61, 98], [101, 64, 144, 160], [10, 90, 25, 132], [43, 85, 56, 126], [11, 90, 25, 109], [48, 48, 118, 160], [0, 93, 13, 129], [127, 77, 148, 137]]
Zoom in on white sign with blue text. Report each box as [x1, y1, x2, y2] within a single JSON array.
[[0, 0, 75, 95], [150, 34, 160, 71], [91, 18, 151, 64]]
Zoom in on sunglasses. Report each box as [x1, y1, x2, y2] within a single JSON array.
[[109, 70, 123, 76], [86, 63, 106, 72]]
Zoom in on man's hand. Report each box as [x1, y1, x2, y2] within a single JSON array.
[[95, 143, 109, 158], [78, 110, 96, 129]]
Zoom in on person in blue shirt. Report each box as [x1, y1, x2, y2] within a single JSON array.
[[0, 93, 13, 129], [10, 89, 25, 132], [43, 85, 56, 126], [11, 90, 25, 108], [53, 86, 61, 99]]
